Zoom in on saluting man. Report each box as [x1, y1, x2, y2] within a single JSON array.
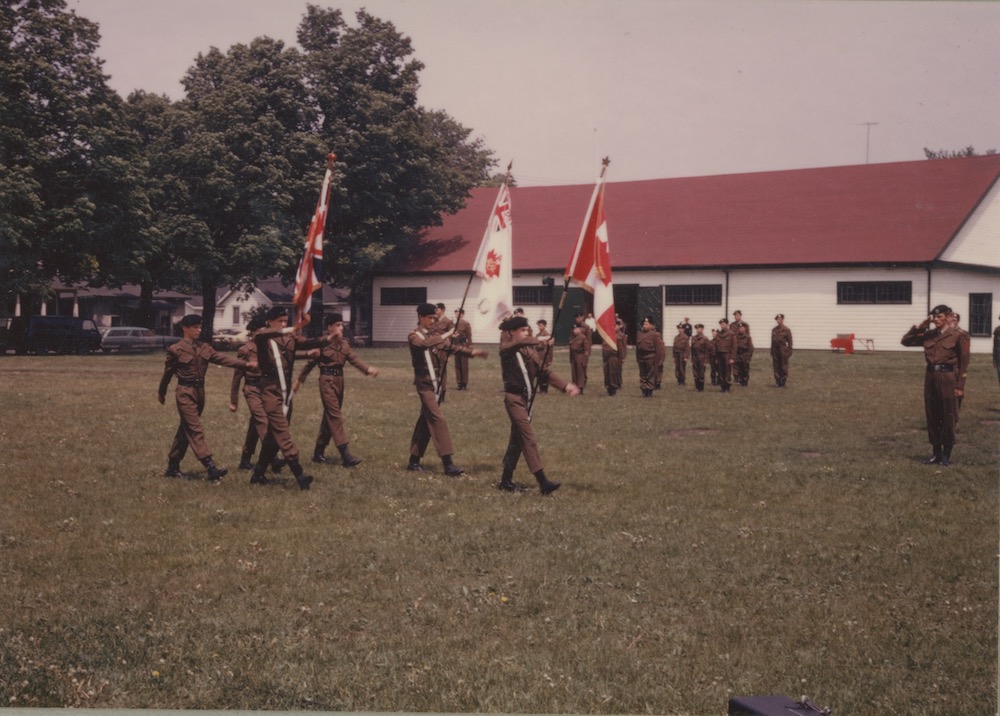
[[294, 313, 379, 467], [158, 313, 252, 481], [901, 304, 970, 466], [497, 314, 579, 494], [407, 303, 488, 475]]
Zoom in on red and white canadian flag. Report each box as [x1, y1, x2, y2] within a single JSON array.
[[471, 178, 513, 329], [565, 160, 615, 345], [292, 153, 336, 327]]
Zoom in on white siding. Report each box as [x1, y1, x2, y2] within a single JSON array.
[[940, 179, 1000, 268], [374, 267, 999, 352]]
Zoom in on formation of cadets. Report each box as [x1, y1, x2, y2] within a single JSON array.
[[155, 301, 988, 488]]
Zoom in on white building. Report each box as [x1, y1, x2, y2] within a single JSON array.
[[372, 157, 1000, 352]]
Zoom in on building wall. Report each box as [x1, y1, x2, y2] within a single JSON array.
[[374, 266, 999, 353], [940, 179, 1000, 266]]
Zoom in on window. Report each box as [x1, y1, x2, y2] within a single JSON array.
[[232, 306, 240, 324], [381, 287, 427, 305], [969, 293, 992, 337], [513, 286, 551, 305], [664, 285, 722, 305], [837, 281, 912, 304]]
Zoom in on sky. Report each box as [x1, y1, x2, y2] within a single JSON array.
[[68, 0, 1000, 187]]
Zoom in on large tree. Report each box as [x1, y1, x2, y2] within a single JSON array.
[[0, 0, 149, 308]]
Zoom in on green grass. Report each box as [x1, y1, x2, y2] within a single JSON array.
[[0, 348, 997, 714]]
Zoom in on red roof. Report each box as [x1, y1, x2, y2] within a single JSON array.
[[389, 156, 1000, 273]]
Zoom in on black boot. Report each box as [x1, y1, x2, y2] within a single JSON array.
[[287, 458, 313, 490], [238, 452, 254, 470], [164, 459, 185, 479], [442, 454, 465, 476], [406, 455, 426, 472], [534, 469, 560, 496], [922, 449, 943, 465], [498, 466, 525, 493], [312, 446, 334, 464], [695, 380, 704, 392], [338, 443, 361, 467], [940, 446, 953, 467], [270, 458, 285, 474], [249, 463, 272, 486], [201, 456, 228, 482]]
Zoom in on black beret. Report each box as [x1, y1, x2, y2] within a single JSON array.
[[246, 316, 266, 332], [435, 302, 446, 310], [719, 318, 729, 325], [179, 314, 202, 327], [774, 314, 785, 320], [499, 316, 529, 332], [325, 312, 344, 326], [694, 323, 704, 329], [416, 303, 437, 316], [930, 304, 952, 315], [265, 306, 286, 321]]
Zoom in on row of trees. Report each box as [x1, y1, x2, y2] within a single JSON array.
[[1, 0, 496, 335]]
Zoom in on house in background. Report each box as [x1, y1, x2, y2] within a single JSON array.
[[371, 156, 1000, 353], [204, 277, 352, 333]]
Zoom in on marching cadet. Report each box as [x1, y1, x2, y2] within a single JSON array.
[[770, 314, 793, 387], [430, 303, 455, 402], [294, 313, 379, 468], [602, 322, 626, 396], [230, 316, 283, 474], [636, 316, 663, 398], [497, 315, 579, 494], [714, 318, 738, 392], [901, 304, 970, 466], [453, 308, 473, 390], [690, 323, 711, 392], [407, 303, 488, 475], [248, 306, 330, 490], [158, 313, 252, 481], [569, 312, 592, 393], [733, 323, 754, 386], [672, 322, 690, 386], [535, 319, 552, 393]]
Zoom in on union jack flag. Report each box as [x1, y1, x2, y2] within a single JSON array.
[[293, 153, 336, 326]]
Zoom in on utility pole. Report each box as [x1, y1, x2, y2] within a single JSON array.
[[860, 122, 878, 163]]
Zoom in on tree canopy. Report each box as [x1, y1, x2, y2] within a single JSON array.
[[2, 0, 496, 331]]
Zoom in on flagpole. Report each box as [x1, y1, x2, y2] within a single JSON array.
[[535, 157, 610, 405], [458, 160, 513, 317]]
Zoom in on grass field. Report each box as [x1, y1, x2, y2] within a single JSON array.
[[0, 346, 997, 714]]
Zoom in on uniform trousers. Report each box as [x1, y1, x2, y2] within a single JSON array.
[[240, 385, 269, 456], [502, 391, 543, 474], [168, 385, 212, 461], [924, 368, 959, 449], [715, 352, 733, 390], [772, 346, 791, 384], [637, 355, 658, 391], [316, 376, 348, 449], [673, 350, 687, 384], [692, 353, 708, 386], [410, 380, 455, 458], [571, 352, 589, 389], [603, 355, 622, 391], [454, 353, 469, 386], [256, 382, 301, 465]]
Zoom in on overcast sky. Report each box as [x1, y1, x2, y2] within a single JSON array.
[[68, 0, 1000, 186]]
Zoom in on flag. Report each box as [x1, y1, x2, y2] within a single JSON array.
[[293, 153, 336, 326], [565, 161, 615, 345], [471, 180, 513, 329]]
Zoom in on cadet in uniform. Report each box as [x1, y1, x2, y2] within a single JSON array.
[[635, 316, 664, 398], [249, 306, 330, 490], [714, 318, 737, 392], [671, 322, 690, 386], [230, 316, 283, 473], [569, 311, 592, 393], [407, 303, 488, 474], [535, 319, 552, 393], [709, 328, 720, 385], [901, 304, 970, 466], [993, 318, 1000, 386], [453, 308, 473, 390], [690, 323, 711, 392], [770, 314, 793, 387], [497, 315, 579, 494], [733, 323, 754, 386], [731, 310, 749, 335], [158, 313, 251, 481], [430, 303, 455, 402], [294, 313, 379, 467], [601, 322, 627, 396]]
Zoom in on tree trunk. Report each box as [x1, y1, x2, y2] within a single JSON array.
[[200, 282, 217, 342], [136, 281, 155, 330]]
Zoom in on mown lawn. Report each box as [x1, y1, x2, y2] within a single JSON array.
[[0, 347, 997, 714]]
